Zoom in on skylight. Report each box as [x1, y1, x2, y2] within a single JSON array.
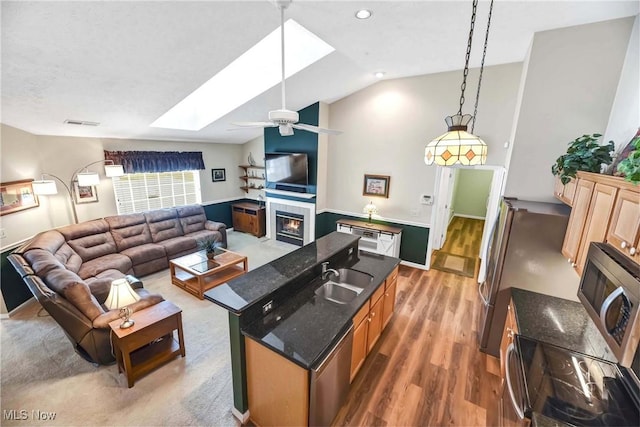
[[150, 19, 335, 131]]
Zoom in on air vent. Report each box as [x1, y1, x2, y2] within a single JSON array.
[[64, 119, 100, 126]]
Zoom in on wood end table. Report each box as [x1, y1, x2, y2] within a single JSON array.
[[109, 300, 186, 388], [169, 249, 248, 299]]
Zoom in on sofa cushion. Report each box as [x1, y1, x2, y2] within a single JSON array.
[[78, 253, 133, 279], [185, 229, 223, 244], [23, 249, 66, 277], [39, 267, 105, 321], [176, 205, 207, 234], [121, 243, 167, 265], [20, 230, 83, 273], [59, 219, 118, 262], [105, 213, 153, 251], [145, 208, 184, 243], [157, 236, 197, 258], [85, 269, 127, 304]]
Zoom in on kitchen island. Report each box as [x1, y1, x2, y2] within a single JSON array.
[[204, 231, 400, 424]]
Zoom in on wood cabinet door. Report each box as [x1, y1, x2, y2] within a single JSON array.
[[382, 279, 397, 329], [562, 179, 595, 263], [367, 296, 384, 353], [575, 183, 618, 274], [554, 177, 577, 206], [350, 317, 368, 382], [606, 188, 640, 263]]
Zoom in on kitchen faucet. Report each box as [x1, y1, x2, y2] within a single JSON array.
[[321, 262, 339, 280]]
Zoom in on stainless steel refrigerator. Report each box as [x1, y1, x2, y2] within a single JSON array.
[[477, 197, 580, 357]]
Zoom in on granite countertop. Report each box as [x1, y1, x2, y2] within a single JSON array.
[[204, 232, 361, 314], [242, 251, 399, 370], [510, 288, 616, 362]]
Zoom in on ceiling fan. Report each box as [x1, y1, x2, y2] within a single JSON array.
[[231, 0, 341, 137]]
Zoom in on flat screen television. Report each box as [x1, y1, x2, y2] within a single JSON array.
[[265, 152, 309, 186]]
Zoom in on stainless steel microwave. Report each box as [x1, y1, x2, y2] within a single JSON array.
[[578, 242, 640, 368]]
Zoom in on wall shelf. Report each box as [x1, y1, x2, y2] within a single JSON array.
[[239, 165, 265, 193]]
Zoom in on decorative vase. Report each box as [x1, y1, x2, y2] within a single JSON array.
[[248, 152, 256, 166], [206, 251, 215, 260]]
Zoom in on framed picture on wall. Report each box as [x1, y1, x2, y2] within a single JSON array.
[[363, 174, 390, 198], [0, 179, 39, 216], [73, 181, 98, 204], [212, 168, 226, 182]]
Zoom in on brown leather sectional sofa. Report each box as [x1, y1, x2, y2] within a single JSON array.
[[8, 204, 227, 365]]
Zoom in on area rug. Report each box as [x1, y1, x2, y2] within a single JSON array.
[[431, 252, 477, 278]]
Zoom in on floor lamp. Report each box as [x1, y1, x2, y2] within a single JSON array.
[[32, 160, 124, 224]]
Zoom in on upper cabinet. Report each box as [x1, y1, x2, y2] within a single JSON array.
[[560, 172, 639, 275], [554, 176, 578, 206]]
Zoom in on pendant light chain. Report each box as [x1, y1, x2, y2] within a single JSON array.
[[457, 0, 478, 117], [280, 4, 286, 110], [471, 0, 494, 134]]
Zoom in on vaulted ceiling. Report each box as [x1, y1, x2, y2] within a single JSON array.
[[2, 1, 638, 144]]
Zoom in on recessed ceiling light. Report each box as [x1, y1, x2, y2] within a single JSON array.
[[355, 9, 372, 20], [150, 19, 334, 131], [64, 119, 100, 126], [374, 72, 385, 79]]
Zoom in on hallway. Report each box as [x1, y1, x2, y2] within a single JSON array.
[[431, 216, 486, 279]]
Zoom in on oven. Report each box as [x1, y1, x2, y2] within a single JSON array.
[[578, 242, 640, 368], [500, 335, 640, 426]]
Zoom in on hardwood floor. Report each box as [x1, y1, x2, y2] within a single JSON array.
[[333, 217, 501, 427], [435, 216, 485, 258]]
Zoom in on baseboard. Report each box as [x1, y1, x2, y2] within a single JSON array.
[[400, 260, 430, 271], [2, 297, 36, 319], [231, 407, 250, 423], [453, 213, 486, 220]]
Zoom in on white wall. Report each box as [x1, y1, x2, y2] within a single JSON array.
[[0, 123, 244, 248], [603, 15, 639, 151], [504, 17, 636, 201], [327, 62, 522, 225]]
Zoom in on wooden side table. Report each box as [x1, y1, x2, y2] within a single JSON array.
[[109, 300, 186, 387]]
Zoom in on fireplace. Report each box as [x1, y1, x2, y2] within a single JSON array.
[[275, 211, 304, 246]]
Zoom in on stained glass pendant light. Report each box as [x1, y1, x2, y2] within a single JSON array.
[[425, 0, 493, 166]]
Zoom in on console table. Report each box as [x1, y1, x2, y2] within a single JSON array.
[[336, 219, 402, 258], [232, 202, 266, 237]]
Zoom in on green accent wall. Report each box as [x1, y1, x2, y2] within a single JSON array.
[[316, 212, 429, 265], [264, 103, 319, 194], [451, 169, 493, 218]]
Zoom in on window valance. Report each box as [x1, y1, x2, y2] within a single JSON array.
[[104, 150, 205, 174]]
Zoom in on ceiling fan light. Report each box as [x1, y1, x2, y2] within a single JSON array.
[[279, 124, 294, 136]]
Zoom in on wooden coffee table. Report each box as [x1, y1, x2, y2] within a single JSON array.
[[170, 249, 248, 299], [109, 300, 185, 388]]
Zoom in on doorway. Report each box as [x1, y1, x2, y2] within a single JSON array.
[[427, 166, 505, 280]]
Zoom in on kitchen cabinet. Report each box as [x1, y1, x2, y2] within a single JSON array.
[[606, 189, 640, 264], [553, 176, 577, 206], [245, 336, 309, 426], [560, 171, 639, 275], [350, 267, 399, 382], [232, 202, 265, 237]]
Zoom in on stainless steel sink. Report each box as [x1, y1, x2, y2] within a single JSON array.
[[332, 268, 373, 288], [315, 269, 373, 304], [315, 281, 363, 304]]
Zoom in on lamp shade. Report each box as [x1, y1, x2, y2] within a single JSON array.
[[104, 278, 140, 310], [104, 164, 124, 177], [424, 114, 487, 166], [32, 180, 58, 195], [363, 202, 378, 215], [77, 172, 100, 186]]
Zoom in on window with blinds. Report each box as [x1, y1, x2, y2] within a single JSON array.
[[112, 171, 201, 214]]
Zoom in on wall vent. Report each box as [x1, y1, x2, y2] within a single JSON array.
[[64, 119, 100, 126]]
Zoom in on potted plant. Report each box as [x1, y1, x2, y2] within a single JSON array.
[[197, 237, 224, 259], [614, 134, 640, 185], [551, 133, 615, 185]]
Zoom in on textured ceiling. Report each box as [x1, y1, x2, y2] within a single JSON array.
[[2, 1, 638, 144]]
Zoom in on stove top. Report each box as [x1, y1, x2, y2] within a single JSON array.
[[516, 335, 639, 426]]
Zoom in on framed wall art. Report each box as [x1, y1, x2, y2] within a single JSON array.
[[363, 174, 390, 198], [0, 179, 39, 216], [212, 168, 226, 182], [73, 181, 98, 204]]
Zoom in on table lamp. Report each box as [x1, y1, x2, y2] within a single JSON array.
[[363, 201, 378, 223], [105, 278, 140, 328]]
